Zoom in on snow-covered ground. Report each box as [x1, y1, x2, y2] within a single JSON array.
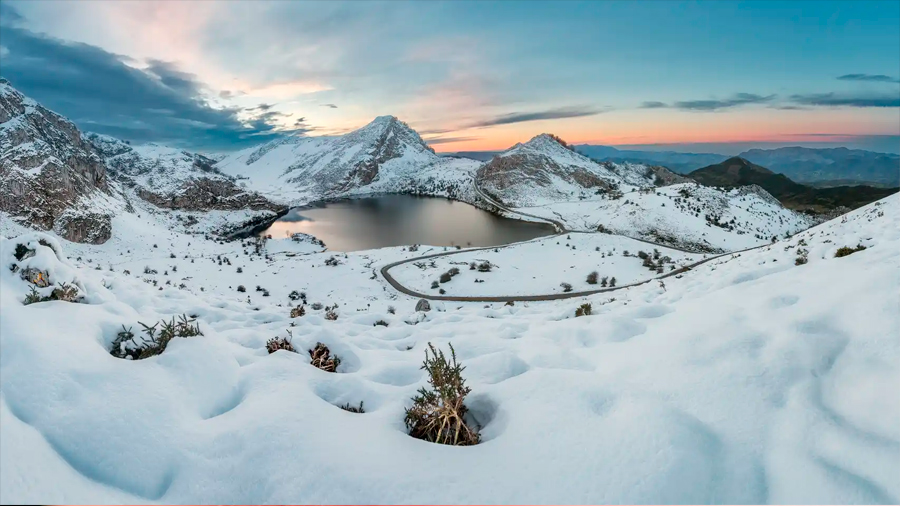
[[388, 233, 704, 297], [1, 191, 897, 504], [509, 183, 811, 251]]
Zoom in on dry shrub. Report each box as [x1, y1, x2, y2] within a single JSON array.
[[290, 305, 306, 318], [267, 330, 296, 354], [586, 271, 599, 285], [404, 342, 480, 446], [575, 303, 592, 317], [309, 342, 341, 372]]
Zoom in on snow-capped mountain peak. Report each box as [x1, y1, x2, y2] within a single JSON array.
[[216, 115, 477, 203]]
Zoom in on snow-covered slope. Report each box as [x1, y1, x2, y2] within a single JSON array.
[[85, 133, 282, 213], [217, 116, 481, 204], [0, 192, 895, 504], [507, 182, 812, 252], [475, 134, 661, 207], [0, 78, 113, 243]]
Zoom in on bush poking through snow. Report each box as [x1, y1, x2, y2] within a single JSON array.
[[266, 332, 296, 354], [290, 305, 306, 318], [324, 306, 338, 321], [309, 342, 341, 372], [835, 244, 867, 258], [374, 320, 389, 327], [237, 285, 246, 292], [50, 282, 79, 302], [23, 286, 43, 305], [324, 256, 341, 267], [439, 272, 452, 283], [586, 271, 599, 285], [340, 401, 365, 413], [404, 342, 480, 446], [575, 303, 592, 317], [288, 290, 302, 301], [609, 277, 617, 287], [387, 306, 396, 315], [311, 302, 324, 311], [477, 261, 492, 272], [560, 282, 573, 292], [110, 315, 202, 360], [795, 249, 809, 265]]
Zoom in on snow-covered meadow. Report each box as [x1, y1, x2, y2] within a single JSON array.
[[1, 194, 897, 504]]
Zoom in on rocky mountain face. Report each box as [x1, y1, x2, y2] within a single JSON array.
[[216, 115, 480, 203], [84, 133, 283, 213], [0, 78, 112, 243], [475, 134, 660, 207], [0, 80, 285, 244]]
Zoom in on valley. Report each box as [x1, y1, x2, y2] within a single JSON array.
[[1, 77, 898, 505]]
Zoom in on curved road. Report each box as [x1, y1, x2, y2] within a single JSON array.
[[379, 179, 776, 303]]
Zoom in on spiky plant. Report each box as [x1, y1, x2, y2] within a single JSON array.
[[404, 342, 480, 446]]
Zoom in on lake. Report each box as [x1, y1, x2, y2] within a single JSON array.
[[258, 194, 556, 252]]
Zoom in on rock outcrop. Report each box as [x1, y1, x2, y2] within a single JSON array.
[[0, 78, 112, 243]]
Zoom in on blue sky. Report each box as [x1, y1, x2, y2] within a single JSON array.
[[1, 0, 898, 153]]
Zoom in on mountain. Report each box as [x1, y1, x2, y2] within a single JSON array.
[[444, 151, 502, 162], [84, 133, 282, 213], [739, 147, 900, 187], [0, 78, 114, 243], [574, 144, 728, 174], [0, 80, 284, 244], [216, 116, 481, 204], [475, 134, 665, 207], [689, 157, 898, 213]]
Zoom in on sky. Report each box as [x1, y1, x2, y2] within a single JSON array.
[[1, 0, 898, 154]]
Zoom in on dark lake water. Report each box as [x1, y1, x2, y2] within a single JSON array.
[[259, 194, 555, 252]]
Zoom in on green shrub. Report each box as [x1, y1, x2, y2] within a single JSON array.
[[340, 401, 365, 413], [835, 244, 866, 258]]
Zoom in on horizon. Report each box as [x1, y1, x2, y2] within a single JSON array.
[[1, 0, 898, 154]]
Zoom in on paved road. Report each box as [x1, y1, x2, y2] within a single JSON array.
[[379, 179, 777, 303]]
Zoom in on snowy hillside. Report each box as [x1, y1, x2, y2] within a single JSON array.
[[85, 133, 282, 213], [1, 190, 895, 504], [501, 182, 812, 252], [217, 116, 481, 205]]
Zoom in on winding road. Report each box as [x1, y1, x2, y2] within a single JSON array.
[[379, 179, 776, 303]]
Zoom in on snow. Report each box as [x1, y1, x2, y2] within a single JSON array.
[[508, 183, 811, 251], [388, 233, 704, 297], [1, 193, 897, 504]]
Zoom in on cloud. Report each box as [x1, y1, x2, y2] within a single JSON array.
[[0, 2, 23, 25], [837, 74, 900, 84], [673, 93, 776, 111], [0, 5, 308, 151], [790, 93, 900, 108], [424, 136, 479, 145], [469, 106, 605, 128], [321, 103, 338, 108], [640, 101, 668, 109]]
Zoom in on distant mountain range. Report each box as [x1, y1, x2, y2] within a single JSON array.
[[572, 144, 900, 187], [688, 157, 898, 214]]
